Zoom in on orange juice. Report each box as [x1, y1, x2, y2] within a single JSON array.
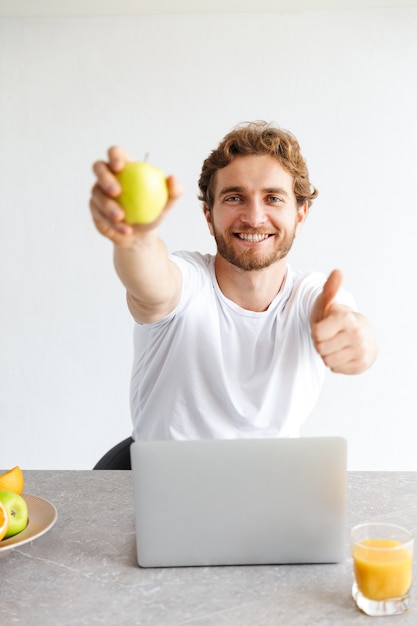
[[353, 539, 413, 601]]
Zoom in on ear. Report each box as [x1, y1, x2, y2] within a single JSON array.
[[295, 201, 308, 235], [204, 204, 215, 236]]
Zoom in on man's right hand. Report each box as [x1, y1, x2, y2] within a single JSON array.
[[89, 146, 182, 247]]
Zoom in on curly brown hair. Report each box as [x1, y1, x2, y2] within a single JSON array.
[[198, 121, 318, 211]]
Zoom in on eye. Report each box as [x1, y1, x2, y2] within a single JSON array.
[[268, 195, 282, 204], [224, 195, 241, 203]]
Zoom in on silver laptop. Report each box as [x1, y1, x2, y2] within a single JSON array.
[[130, 437, 347, 568]]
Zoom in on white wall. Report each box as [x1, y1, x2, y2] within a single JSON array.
[[1, 7, 416, 469]]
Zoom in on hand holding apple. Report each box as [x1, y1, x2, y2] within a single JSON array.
[[116, 161, 169, 224], [91, 148, 183, 245]]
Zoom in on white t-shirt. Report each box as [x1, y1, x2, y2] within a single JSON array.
[[130, 252, 355, 441]]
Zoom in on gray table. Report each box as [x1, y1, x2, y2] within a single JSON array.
[[1, 471, 417, 625]]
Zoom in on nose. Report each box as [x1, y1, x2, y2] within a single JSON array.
[[239, 198, 267, 227]]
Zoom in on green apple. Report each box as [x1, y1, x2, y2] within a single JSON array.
[[0, 489, 29, 538], [116, 161, 169, 224]]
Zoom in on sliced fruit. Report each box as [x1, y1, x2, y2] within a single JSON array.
[[0, 466, 24, 495], [0, 501, 9, 541]]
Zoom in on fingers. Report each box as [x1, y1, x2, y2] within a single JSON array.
[[312, 302, 354, 343], [312, 308, 375, 374], [90, 183, 123, 222], [107, 146, 131, 173], [313, 313, 370, 374], [314, 307, 355, 349], [89, 184, 133, 241], [92, 161, 121, 197], [90, 146, 132, 243], [91, 146, 132, 198]]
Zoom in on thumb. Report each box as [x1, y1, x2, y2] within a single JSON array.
[[168, 175, 183, 200], [165, 175, 183, 209], [154, 175, 183, 221], [320, 269, 343, 319]]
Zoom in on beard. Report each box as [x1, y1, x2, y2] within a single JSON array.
[[212, 223, 298, 272]]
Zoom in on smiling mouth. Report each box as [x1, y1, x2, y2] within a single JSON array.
[[236, 233, 273, 243]]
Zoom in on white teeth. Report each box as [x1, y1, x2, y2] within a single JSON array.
[[238, 233, 270, 243]]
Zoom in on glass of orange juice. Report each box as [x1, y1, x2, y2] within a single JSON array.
[[351, 522, 414, 616]]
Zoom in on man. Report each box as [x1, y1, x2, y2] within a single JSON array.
[[90, 121, 377, 441]]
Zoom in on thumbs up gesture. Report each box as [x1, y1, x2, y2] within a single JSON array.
[[310, 270, 378, 374]]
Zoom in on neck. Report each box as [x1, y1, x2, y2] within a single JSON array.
[[214, 254, 287, 312]]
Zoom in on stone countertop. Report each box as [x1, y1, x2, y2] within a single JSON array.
[[1, 471, 417, 625]]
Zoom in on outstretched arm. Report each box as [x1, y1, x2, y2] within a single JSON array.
[[310, 270, 378, 374], [89, 147, 183, 323]]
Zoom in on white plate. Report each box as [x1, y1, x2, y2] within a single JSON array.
[[0, 493, 57, 553]]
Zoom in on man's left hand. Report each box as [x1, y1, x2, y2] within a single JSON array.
[[310, 270, 378, 374]]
